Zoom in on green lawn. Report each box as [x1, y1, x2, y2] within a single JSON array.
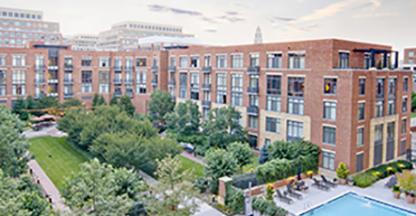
[[29, 136, 90, 192], [411, 112, 416, 118], [177, 155, 204, 179]]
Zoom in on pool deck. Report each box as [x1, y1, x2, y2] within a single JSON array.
[[274, 177, 416, 215]]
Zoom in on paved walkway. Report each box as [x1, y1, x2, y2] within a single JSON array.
[[28, 160, 69, 213], [23, 124, 67, 139], [181, 151, 205, 165]]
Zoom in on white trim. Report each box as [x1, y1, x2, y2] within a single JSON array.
[[338, 50, 351, 53], [323, 123, 336, 128], [322, 149, 336, 154]]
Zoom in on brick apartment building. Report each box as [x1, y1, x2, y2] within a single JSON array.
[[0, 39, 412, 173], [403, 48, 416, 91]]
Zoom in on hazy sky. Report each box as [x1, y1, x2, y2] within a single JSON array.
[[2, 0, 416, 54]]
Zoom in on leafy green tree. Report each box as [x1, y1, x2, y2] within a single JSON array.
[[12, 97, 29, 121], [0, 106, 29, 177], [118, 96, 135, 116], [0, 170, 52, 216], [202, 106, 247, 149], [110, 96, 119, 106], [35, 96, 59, 109], [227, 142, 253, 168], [92, 94, 106, 108], [58, 108, 91, 148], [63, 159, 145, 216], [259, 143, 269, 164], [204, 148, 238, 193], [165, 100, 201, 143], [412, 92, 416, 112], [61, 98, 83, 108], [148, 90, 175, 128], [146, 155, 198, 216]]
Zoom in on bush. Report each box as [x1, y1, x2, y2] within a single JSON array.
[[252, 197, 287, 216], [225, 186, 244, 215], [353, 172, 379, 188], [336, 162, 350, 179]]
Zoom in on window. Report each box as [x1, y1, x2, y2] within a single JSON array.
[[169, 56, 176, 67], [179, 73, 187, 98], [402, 97, 408, 113], [179, 56, 188, 68], [99, 57, 110, 67], [81, 58, 92, 66], [204, 55, 211, 67], [265, 117, 280, 133], [357, 127, 364, 147], [388, 78, 396, 97], [231, 74, 243, 106], [376, 78, 384, 98], [99, 71, 109, 93], [288, 97, 304, 115], [0, 55, 5, 66], [35, 55, 44, 68], [190, 73, 199, 100], [136, 70, 147, 94], [264, 139, 271, 146], [267, 75, 281, 95], [190, 56, 199, 68], [358, 78, 366, 95], [288, 52, 305, 69], [0, 70, 5, 96], [216, 55, 227, 68], [12, 70, 25, 96], [356, 153, 364, 172], [81, 71, 92, 93], [400, 140, 407, 156], [249, 53, 259, 67], [401, 119, 407, 135], [267, 53, 282, 68], [358, 102, 365, 120], [231, 54, 243, 68], [322, 151, 335, 170], [387, 99, 396, 115], [136, 58, 147, 67], [403, 77, 409, 92], [216, 73, 227, 104], [248, 116, 258, 129], [288, 77, 304, 97], [409, 51, 415, 57], [12, 55, 25, 66], [125, 58, 133, 70], [323, 126, 336, 145], [323, 78, 337, 94], [249, 95, 258, 106], [375, 100, 384, 117], [287, 120, 303, 141], [266, 96, 281, 112], [323, 101, 336, 120], [338, 52, 350, 68]]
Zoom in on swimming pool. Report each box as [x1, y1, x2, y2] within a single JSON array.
[[301, 192, 416, 216]]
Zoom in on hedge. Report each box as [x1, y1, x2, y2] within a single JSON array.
[[353, 160, 413, 188], [252, 197, 287, 216], [225, 184, 244, 215], [232, 172, 264, 189]]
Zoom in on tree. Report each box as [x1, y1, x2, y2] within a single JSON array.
[[12, 97, 29, 121], [165, 100, 201, 141], [204, 149, 238, 193], [118, 96, 135, 116], [412, 92, 416, 112], [227, 142, 253, 168], [0, 106, 29, 177], [146, 155, 198, 216], [92, 94, 106, 108], [259, 143, 269, 164], [110, 96, 119, 106], [202, 106, 247, 149], [63, 159, 145, 216], [61, 98, 83, 108], [58, 108, 91, 148], [148, 90, 175, 129]]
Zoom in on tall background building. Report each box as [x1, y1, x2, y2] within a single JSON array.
[[65, 34, 98, 51], [403, 48, 416, 90], [0, 7, 62, 47]]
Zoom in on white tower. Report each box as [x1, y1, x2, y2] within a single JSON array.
[[254, 26, 263, 44]]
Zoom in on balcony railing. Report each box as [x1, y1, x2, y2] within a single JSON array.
[[48, 79, 58, 84], [202, 66, 212, 73], [247, 66, 260, 74], [168, 80, 176, 87], [247, 86, 259, 94], [247, 105, 259, 116], [114, 66, 122, 71], [202, 100, 211, 108], [168, 66, 176, 72], [113, 78, 122, 84], [35, 65, 45, 71], [35, 78, 45, 84], [202, 83, 211, 91], [125, 78, 133, 84], [125, 66, 133, 71], [48, 65, 58, 71], [151, 79, 158, 86], [151, 65, 158, 73], [64, 93, 73, 98], [64, 78, 74, 84], [48, 92, 58, 97], [64, 64, 73, 71]]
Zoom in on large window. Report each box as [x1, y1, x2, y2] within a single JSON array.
[[190, 56, 199, 68], [358, 78, 366, 95], [401, 119, 407, 135], [136, 70, 147, 94], [179, 73, 187, 98], [12, 70, 25, 96], [216, 55, 227, 68], [12, 55, 25, 66], [231, 54, 243, 68], [99, 71, 109, 93], [338, 52, 350, 68], [376, 78, 385, 98], [322, 151, 335, 170], [267, 75, 281, 95], [231, 74, 243, 106], [387, 99, 396, 115], [288, 77, 304, 97], [357, 127, 364, 147], [0, 70, 5, 96], [375, 100, 384, 117], [216, 73, 227, 104], [81, 71, 92, 93], [323, 126, 336, 145], [403, 77, 409, 92], [267, 53, 282, 68], [265, 117, 280, 133], [323, 101, 336, 120], [248, 115, 258, 129], [402, 97, 408, 113], [287, 120, 303, 141], [190, 73, 199, 100], [324, 78, 337, 94], [288, 52, 305, 69], [288, 97, 304, 115], [249, 53, 259, 67], [266, 96, 281, 112], [358, 102, 365, 120]]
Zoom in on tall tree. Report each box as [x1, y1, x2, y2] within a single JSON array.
[[118, 96, 135, 116], [204, 148, 238, 193], [227, 142, 253, 168], [146, 155, 198, 216], [61, 98, 83, 108], [165, 100, 201, 140], [12, 97, 29, 121], [92, 94, 106, 108], [110, 96, 119, 106], [202, 106, 247, 149], [0, 106, 29, 177], [148, 90, 175, 129], [63, 159, 145, 216]]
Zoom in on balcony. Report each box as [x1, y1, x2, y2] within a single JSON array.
[[35, 65, 45, 71], [113, 78, 122, 85], [247, 105, 259, 116], [114, 91, 122, 97], [151, 79, 158, 86], [247, 86, 259, 94], [202, 66, 212, 73], [126, 90, 134, 98], [202, 100, 211, 109], [114, 66, 122, 72], [168, 66, 176, 72], [48, 65, 58, 71], [64, 93, 73, 99], [151, 65, 158, 73], [168, 80, 176, 88], [48, 79, 58, 84], [247, 66, 260, 75], [48, 92, 58, 97], [202, 83, 211, 91], [35, 78, 45, 84], [64, 64, 73, 71], [125, 66, 133, 71], [64, 78, 74, 85], [125, 78, 133, 84]]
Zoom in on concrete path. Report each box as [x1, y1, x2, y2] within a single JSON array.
[[181, 151, 205, 165], [28, 160, 69, 213], [23, 124, 67, 139]]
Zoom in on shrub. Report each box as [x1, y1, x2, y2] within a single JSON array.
[[397, 171, 416, 193], [336, 162, 349, 179], [252, 197, 287, 216], [353, 172, 379, 188], [225, 186, 244, 215], [266, 184, 274, 200]]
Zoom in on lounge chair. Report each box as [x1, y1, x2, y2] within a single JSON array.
[[286, 184, 303, 199], [294, 181, 309, 191], [276, 189, 293, 204], [312, 178, 330, 191], [321, 175, 337, 188], [385, 176, 397, 188]]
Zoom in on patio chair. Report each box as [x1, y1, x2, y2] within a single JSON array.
[[286, 184, 303, 199], [312, 178, 330, 191], [295, 180, 309, 191], [385, 176, 397, 188], [276, 189, 294, 204], [321, 175, 337, 188]]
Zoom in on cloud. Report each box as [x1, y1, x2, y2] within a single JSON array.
[[296, 0, 358, 23], [225, 11, 239, 16], [217, 15, 245, 23], [201, 16, 219, 24], [148, 4, 202, 16], [205, 28, 217, 33], [271, 16, 296, 22]]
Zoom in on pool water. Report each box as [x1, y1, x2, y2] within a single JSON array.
[[301, 193, 416, 216]]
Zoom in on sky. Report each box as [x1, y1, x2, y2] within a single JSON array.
[[2, 0, 416, 54]]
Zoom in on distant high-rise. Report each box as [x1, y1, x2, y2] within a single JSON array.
[[0, 7, 62, 47], [66, 34, 98, 51], [254, 26, 263, 44]]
